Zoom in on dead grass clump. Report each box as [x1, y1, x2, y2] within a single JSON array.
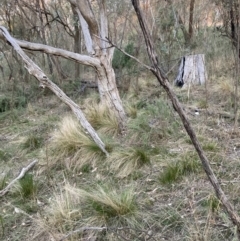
[[32, 185, 82, 240], [51, 116, 106, 170], [84, 101, 120, 136], [109, 147, 150, 178], [34, 183, 139, 240]]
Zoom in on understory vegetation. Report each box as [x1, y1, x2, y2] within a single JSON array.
[[1, 49, 240, 240], [1, 2, 240, 241]]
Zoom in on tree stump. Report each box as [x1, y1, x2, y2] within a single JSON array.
[[175, 54, 207, 87]]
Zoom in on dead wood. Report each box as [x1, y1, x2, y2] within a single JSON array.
[[0, 160, 38, 197], [0, 26, 108, 156]]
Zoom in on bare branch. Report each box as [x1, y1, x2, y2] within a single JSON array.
[[0, 160, 38, 197], [105, 37, 152, 71], [0, 37, 100, 68]]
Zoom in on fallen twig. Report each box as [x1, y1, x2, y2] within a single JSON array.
[[0, 159, 38, 197]]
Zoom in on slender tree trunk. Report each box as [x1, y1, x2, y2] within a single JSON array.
[[71, 3, 81, 80], [131, 0, 240, 237], [188, 0, 195, 43]]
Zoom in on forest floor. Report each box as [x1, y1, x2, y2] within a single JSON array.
[[1, 73, 240, 241]]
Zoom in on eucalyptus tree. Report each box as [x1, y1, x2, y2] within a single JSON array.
[[0, 0, 126, 131]]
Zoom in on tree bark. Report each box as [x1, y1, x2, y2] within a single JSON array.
[[188, 0, 195, 43], [131, 0, 240, 236], [71, 3, 81, 80], [0, 26, 108, 156], [175, 54, 207, 87], [69, 0, 126, 130]]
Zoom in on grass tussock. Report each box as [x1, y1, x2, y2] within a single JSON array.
[[18, 174, 37, 200], [109, 147, 150, 178], [32, 185, 82, 240], [66, 184, 139, 227], [51, 116, 106, 170], [84, 101, 120, 136], [160, 153, 201, 185], [34, 183, 139, 240], [126, 98, 180, 146]]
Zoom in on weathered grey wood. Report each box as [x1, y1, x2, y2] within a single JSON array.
[[0, 26, 108, 156], [175, 54, 207, 87], [0, 160, 38, 197]]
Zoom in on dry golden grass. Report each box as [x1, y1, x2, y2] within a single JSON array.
[[50, 116, 106, 170], [108, 147, 150, 178], [83, 99, 120, 136], [33, 183, 139, 240], [31, 184, 83, 241]]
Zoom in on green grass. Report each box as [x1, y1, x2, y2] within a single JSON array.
[[160, 153, 201, 185], [157, 206, 184, 231], [18, 174, 37, 200], [201, 194, 221, 213]]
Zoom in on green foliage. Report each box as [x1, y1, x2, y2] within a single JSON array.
[[0, 174, 7, 190], [112, 42, 135, 70], [19, 174, 37, 199], [202, 141, 219, 152], [0, 95, 27, 113], [0, 215, 4, 237], [80, 164, 92, 173]]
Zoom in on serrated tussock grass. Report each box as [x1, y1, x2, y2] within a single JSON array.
[[35, 183, 139, 240], [84, 101, 120, 136], [32, 184, 82, 240], [66, 184, 139, 226], [109, 147, 151, 178], [51, 116, 107, 170], [160, 153, 201, 185]]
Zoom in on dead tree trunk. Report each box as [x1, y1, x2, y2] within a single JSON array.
[[131, 0, 240, 237], [175, 54, 207, 87]]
